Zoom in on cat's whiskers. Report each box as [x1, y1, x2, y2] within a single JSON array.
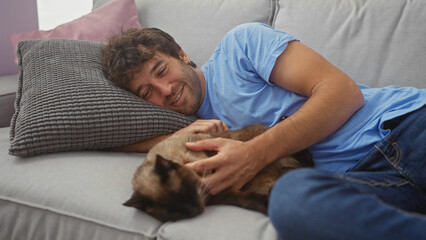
[[198, 168, 211, 198]]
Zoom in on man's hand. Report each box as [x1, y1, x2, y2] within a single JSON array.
[[185, 138, 265, 195], [109, 119, 228, 153], [174, 119, 229, 135]]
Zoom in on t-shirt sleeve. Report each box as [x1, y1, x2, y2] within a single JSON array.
[[219, 22, 298, 83]]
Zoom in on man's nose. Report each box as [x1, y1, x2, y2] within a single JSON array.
[[154, 81, 173, 98]]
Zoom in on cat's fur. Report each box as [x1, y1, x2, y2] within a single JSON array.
[[124, 124, 313, 222]]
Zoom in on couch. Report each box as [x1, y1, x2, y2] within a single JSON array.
[[1, 0, 425, 239]]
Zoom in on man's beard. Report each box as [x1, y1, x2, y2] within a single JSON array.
[[177, 62, 202, 115]]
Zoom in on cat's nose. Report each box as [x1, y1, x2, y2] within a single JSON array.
[[185, 203, 205, 218], [195, 204, 205, 216]]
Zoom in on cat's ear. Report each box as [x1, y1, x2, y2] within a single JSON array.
[[155, 155, 180, 183], [123, 191, 147, 210]]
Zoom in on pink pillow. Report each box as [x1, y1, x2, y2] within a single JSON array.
[[8, 0, 142, 63]]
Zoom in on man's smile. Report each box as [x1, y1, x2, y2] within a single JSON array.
[[170, 85, 184, 106]]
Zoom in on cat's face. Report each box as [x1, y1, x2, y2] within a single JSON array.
[[124, 155, 206, 222]]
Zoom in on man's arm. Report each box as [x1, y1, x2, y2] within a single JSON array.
[[109, 134, 170, 152], [110, 119, 229, 152], [258, 41, 364, 161], [186, 41, 364, 194]]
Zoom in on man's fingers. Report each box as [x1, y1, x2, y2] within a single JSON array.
[[185, 155, 220, 175], [200, 119, 228, 133], [200, 174, 224, 195], [174, 119, 228, 135], [198, 166, 240, 195], [214, 119, 228, 133], [219, 121, 229, 132]]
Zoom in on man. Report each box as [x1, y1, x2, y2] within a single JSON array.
[[101, 23, 426, 239]]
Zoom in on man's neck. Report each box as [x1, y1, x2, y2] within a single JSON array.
[[195, 68, 206, 111]]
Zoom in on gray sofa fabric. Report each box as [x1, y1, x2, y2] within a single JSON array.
[[0, 127, 278, 240], [93, 0, 277, 68], [0, 127, 161, 240], [0, 74, 17, 128], [1, 0, 280, 239], [274, 0, 426, 88], [1, 0, 425, 239]]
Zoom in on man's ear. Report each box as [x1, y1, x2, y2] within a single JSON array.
[[178, 49, 191, 64]]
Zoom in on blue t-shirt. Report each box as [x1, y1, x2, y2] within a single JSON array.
[[197, 22, 426, 173]]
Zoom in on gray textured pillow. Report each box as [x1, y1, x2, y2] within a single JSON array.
[[9, 39, 196, 157]]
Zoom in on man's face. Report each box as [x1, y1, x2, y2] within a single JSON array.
[[128, 51, 203, 115]]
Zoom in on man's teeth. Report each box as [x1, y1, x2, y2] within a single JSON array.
[[172, 89, 182, 104]]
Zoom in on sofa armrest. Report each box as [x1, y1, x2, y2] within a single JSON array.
[[0, 74, 17, 127]]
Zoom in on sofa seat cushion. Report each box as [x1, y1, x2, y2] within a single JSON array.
[[0, 128, 161, 240], [0, 127, 278, 240], [157, 206, 278, 240], [274, 0, 426, 88], [0, 74, 17, 127]]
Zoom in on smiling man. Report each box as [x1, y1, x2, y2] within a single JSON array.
[[129, 51, 203, 115], [102, 28, 205, 116], [101, 24, 426, 240]]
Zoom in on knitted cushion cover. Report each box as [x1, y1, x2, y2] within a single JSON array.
[[9, 39, 196, 157]]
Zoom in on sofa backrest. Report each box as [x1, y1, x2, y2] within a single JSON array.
[[274, 0, 426, 88], [94, 0, 425, 88], [93, 0, 276, 67]]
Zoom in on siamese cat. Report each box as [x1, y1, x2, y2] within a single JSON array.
[[124, 124, 313, 222]]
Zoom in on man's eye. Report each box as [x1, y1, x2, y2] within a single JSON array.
[[142, 88, 150, 99], [158, 65, 167, 76]]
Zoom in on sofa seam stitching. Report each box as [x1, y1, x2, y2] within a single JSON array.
[[0, 196, 159, 239]]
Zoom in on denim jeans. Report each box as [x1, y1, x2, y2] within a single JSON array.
[[268, 106, 426, 240]]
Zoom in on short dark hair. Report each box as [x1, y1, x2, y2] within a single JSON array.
[[101, 28, 196, 89]]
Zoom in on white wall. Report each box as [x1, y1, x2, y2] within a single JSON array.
[[0, 0, 39, 75], [37, 0, 93, 30]]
